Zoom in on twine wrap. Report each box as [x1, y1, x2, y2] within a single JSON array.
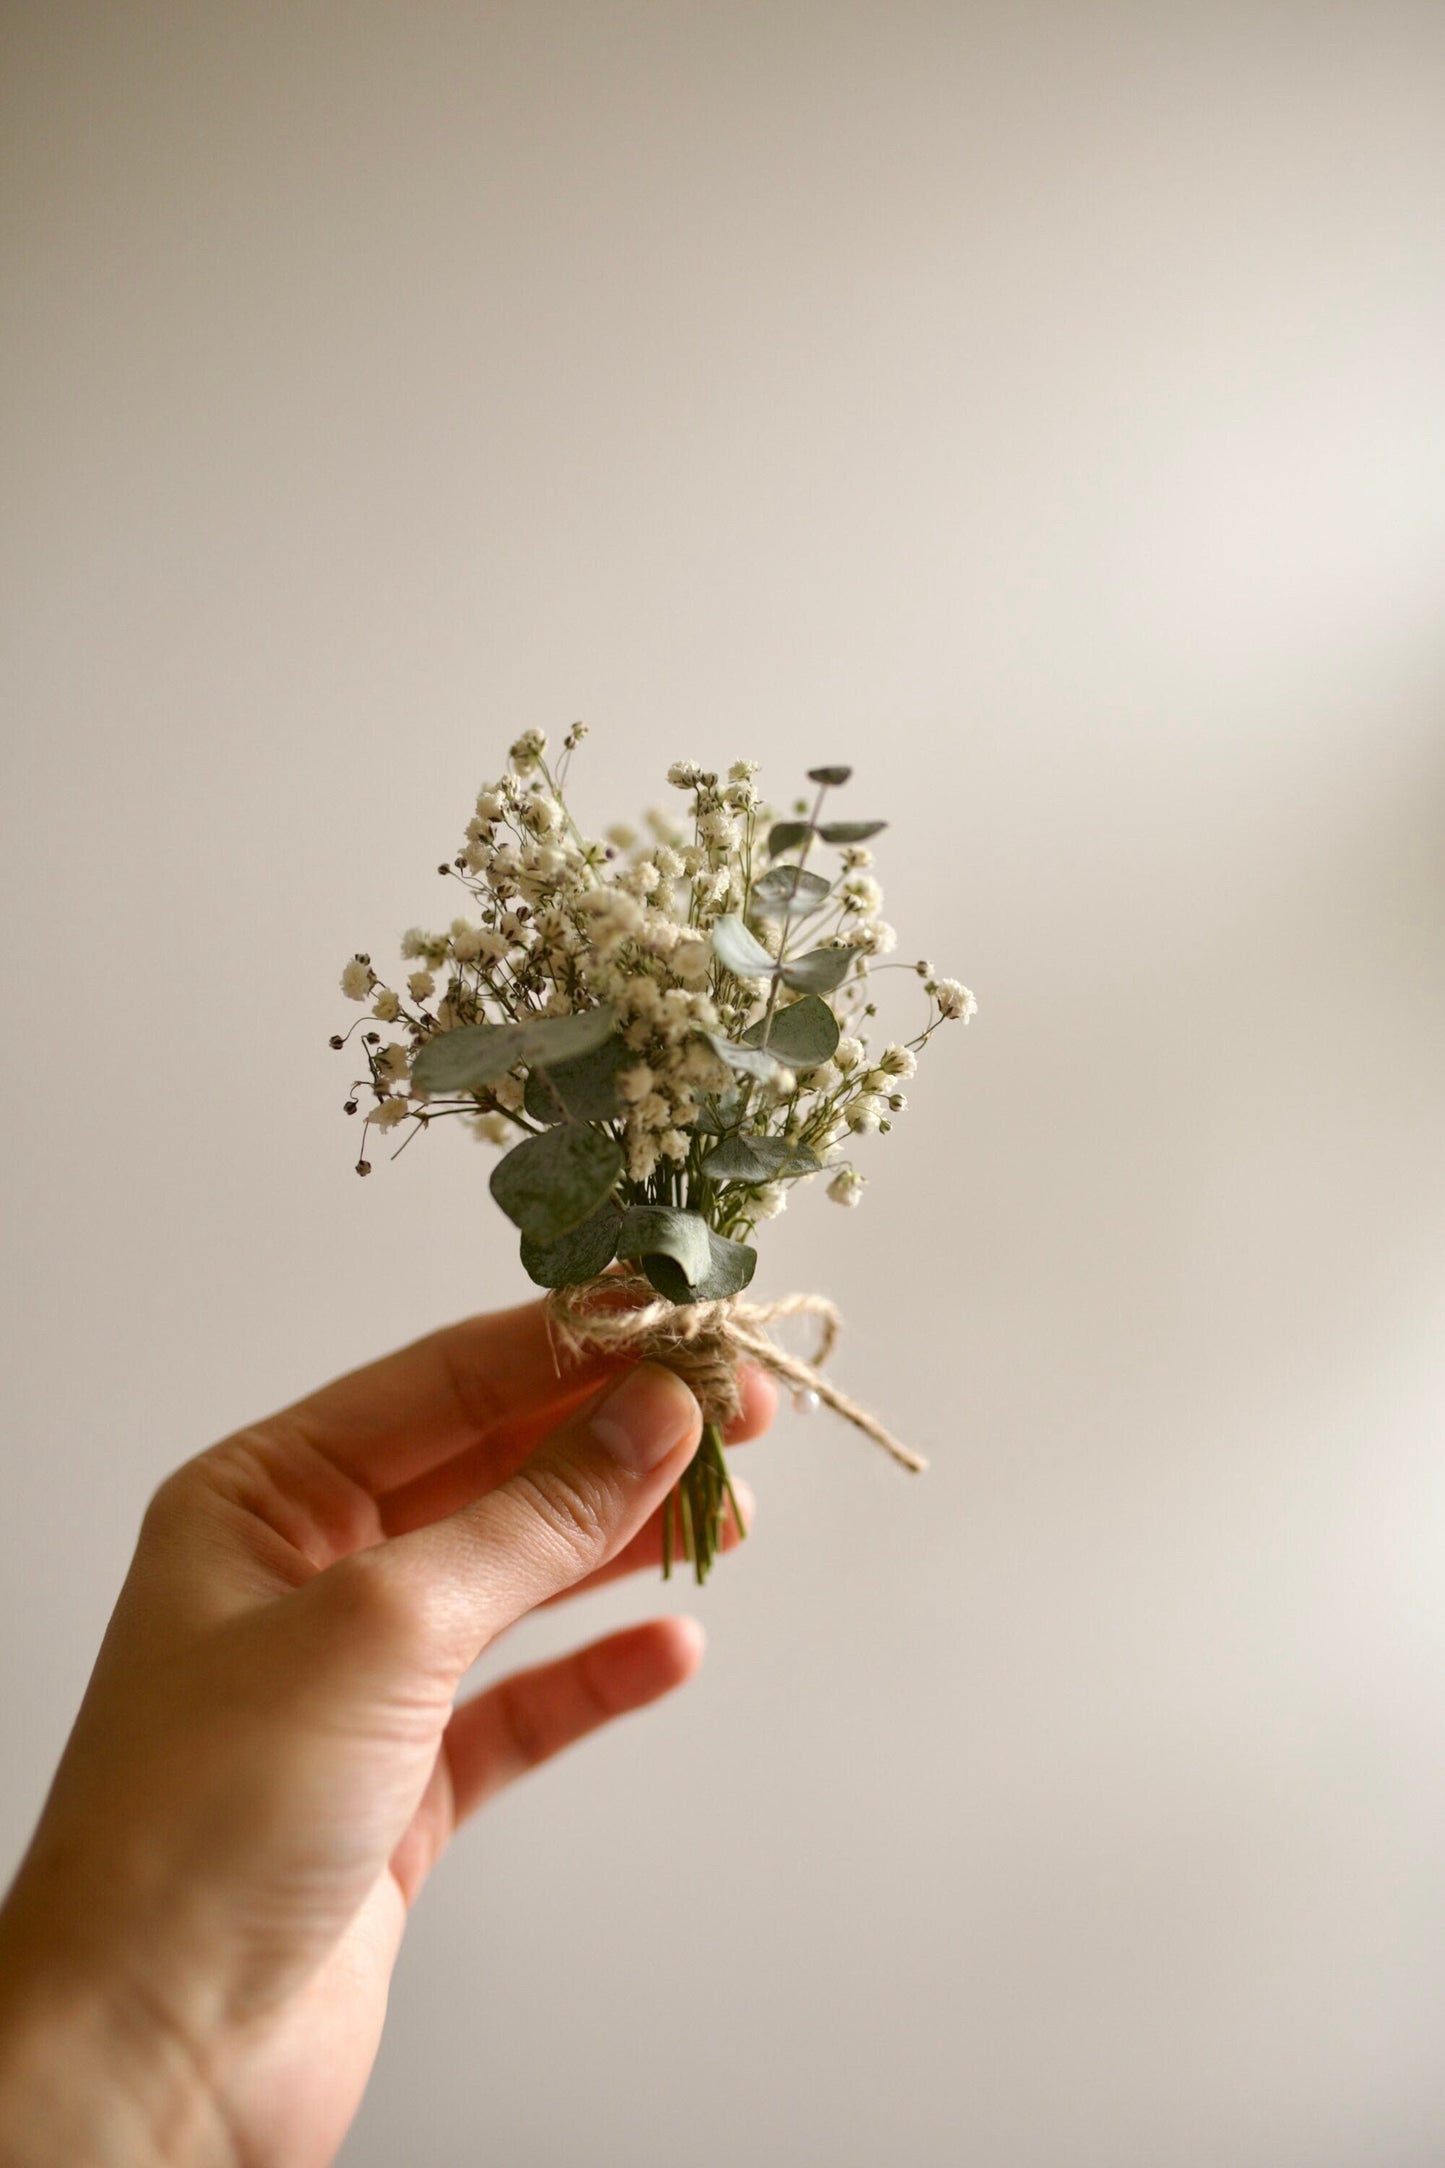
[[544, 1272, 927, 1474]]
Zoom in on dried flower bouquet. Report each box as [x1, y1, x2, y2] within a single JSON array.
[[333, 727, 975, 1582]]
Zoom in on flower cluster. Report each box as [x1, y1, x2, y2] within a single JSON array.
[[334, 734, 972, 1268]]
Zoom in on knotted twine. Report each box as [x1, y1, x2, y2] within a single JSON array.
[[544, 1271, 927, 1473]]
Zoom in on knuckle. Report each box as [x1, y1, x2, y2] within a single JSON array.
[[510, 1462, 615, 1574]]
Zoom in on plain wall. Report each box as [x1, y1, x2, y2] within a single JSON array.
[[3, 6, 1443, 2165]]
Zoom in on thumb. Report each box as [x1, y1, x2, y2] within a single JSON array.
[[375, 1361, 703, 1665]]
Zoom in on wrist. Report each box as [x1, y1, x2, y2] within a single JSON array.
[[0, 1885, 236, 2168]]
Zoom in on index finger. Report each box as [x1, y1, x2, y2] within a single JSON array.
[[268, 1296, 623, 1495]]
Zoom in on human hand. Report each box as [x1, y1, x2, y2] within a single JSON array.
[[0, 1298, 772, 2168]]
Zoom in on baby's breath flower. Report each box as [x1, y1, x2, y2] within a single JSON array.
[[752, 1184, 787, 1220], [846, 1099, 884, 1134], [841, 845, 874, 870], [628, 1133, 660, 1182], [475, 788, 506, 820], [841, 873, 883, 916], [340, 957, 373, 1001], [834, 1035, 864, 1073], [371, 989, 401, 1023], [368, 1097, 409, 1130], [377, 1043, 411, 1082], [659, 1129, 690, 1163], [728, 759, 759, 781], [932, 978, 977, 1022], [827, 1168, 866, 1207], [406, 969, 435, 1002], [667, 761, 703, 789], [471, 1111, 511, 1145], [880, 1043, 917, 1078], [605, 822, 638, 850], [509, 728, 547, 772], [618, 1063, 655, 1102]]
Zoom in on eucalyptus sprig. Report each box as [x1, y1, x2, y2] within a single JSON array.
[[332, 729, 976, 1581]]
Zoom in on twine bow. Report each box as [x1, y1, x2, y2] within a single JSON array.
[[545, 1271, 927, 1473]]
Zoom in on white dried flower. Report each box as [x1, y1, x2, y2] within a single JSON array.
[[659, 1129, 690, 1162], [407, 969, 436, 1002], [340, 957, 372, 1001], [932, 979, 977, 1022], [618, 1063, 655, 1102], [604, 822, 638, 850], [827, 1168, 866, 1207], [752, 1184, 788, 1220], [628, 1133, 660, 1182], [475, 789, 506, 820], [841, 873, 884, 916], [879, 1043, 917, 1079], [728, 759, 759, 781], [368, 1097, 409, 1130], [471, 1111, 511, 1145], [371, 988, 401, 1023], [834, 1035, 864, 1072], [509, 728, 547, 772], [846, 1099, 884, 1134], [377, 1043, 411, 1081], [667, 761, 703, 789]]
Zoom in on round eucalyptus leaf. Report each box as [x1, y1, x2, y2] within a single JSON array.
[[741, 993, 840, 1067], [711, 913, 780, 980], [766, 820, 813, 858], [523, 1035, 630, 1124], [519, 1199, 624, 1288], [703, 1031, 778, 1082], [781, 945, 854, 995], [701, 1132, 823, 1181], [616, 1205, 713, 1287], [489, 1123, 624, 1243], [807, 764, 853, 786], [518, 1005, 618, 1067], [628, 1217, 758, 1304], [750, 864, 833, 918], [817, 819, 887, 844], [411, 1022, 525, 1094]]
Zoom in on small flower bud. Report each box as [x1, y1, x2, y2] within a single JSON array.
[[355, 1159, 371, 1176], [329, 1034, 345, 1050]]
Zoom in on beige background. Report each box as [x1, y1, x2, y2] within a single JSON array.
[[3, 6, 1444, 2164]]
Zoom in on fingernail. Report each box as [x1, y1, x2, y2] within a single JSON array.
[[590, 1363, 699, 1473]]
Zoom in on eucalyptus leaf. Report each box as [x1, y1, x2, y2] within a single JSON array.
[[519, 1199, 623, 1288], [780, 944, 854, 995], [518, 1005, 618, 1066], [523, 1034, 630, 1124], [807, 765, 853, 786], [817, 819, 887, 844], [750, 864, 833, 918], [766, 820, 812, 858], [703, 1031, 778, 1082], [701, 1132, 822, 1181], [411, 1022, 525, 1095], [711, 913, 779, 980], [617, 1206, 757, 1304], [741, 993, 840, 1067], [489, 1122, 624, 1243], [616, 1204, 713, 1287]]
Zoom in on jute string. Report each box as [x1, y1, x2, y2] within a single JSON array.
[[545, 1272, 927, 1474]]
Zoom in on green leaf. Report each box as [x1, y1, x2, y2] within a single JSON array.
[[412, 1022, 525, 1094], [750, 864, 833, 918], [617, 1206, 757, 1304], [410, 1004, 617, 1097], [518, 1006, 618, 1066], [741, 993, 840, 1068], [780, 945, 854, 995], [519, 1199, 624, 1288], [711, 914, 779, 979], [523, 1035, 630, 1124], [817, 819, 887, 844], [701, 1132, 823, 1181], [703, 1031, 778, 1082], [807, 765, 853, 786], [489, 1123, 624, 1243], [766, 820, 813, 857], [616, 1205, 712, 1287]]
